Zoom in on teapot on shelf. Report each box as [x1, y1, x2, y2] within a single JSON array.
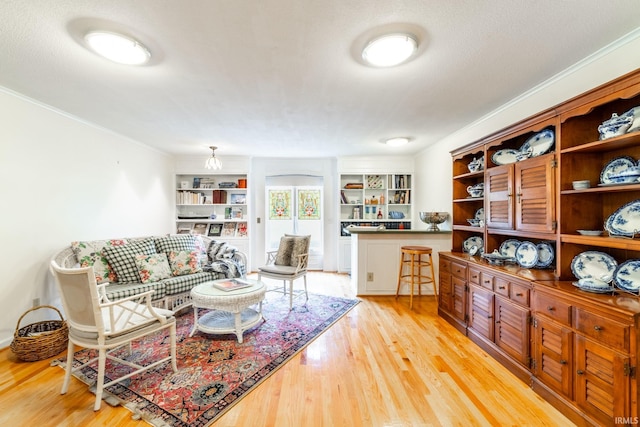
[[467, 183, 484, 198]]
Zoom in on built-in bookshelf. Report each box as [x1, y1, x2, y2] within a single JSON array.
[[175, 174, 249, 242]]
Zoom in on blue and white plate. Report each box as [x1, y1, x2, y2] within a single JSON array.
[[605, 199, 640, 237], [613, 259, 640, 293], [535, 242, 555, 268], [573, 280, 615, 293], [600, 156, 637, 184], [499, 239, 521, 258], [515, 241, 538, 268], [463, 236, 484, 254], [474, 207, 484, 221], [492, 149, 520, 166], [570, 251, 617, 282], [519, 129, 555, 158]]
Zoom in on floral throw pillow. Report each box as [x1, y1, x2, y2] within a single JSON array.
[[135, 253, 171, 284], [168, 250, 203, 276], [71, 239, 128, 284]]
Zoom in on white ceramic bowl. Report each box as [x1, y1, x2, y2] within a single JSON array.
[[572, 180, 591, 190]]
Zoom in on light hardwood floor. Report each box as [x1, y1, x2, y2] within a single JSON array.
[[0, 272, 575, 426]]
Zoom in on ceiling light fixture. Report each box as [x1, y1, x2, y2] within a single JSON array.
[[385, 137, 410, 147], [362, 33, 418, 67], [204, 146, 222, 170], [84, 31, 151, 65]]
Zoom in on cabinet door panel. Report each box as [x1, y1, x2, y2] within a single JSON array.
[[515, 154, 555, 232], [486, 165, 513, 229], [575, 336, 629, 425], [452, 277, 467, 323], [468, 285, 494, 341], [534, 316, 573, 399], [439, 271, 453, 312], [495, 297, 529, 366]]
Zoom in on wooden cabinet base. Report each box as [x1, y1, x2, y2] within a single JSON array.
[[531, 378, 601, 427], [467, 327, 531, 384]]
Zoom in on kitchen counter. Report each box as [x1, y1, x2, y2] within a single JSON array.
[[349, 229, 452, 296]]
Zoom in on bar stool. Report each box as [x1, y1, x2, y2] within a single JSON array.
[[395, 245, 437, 309]]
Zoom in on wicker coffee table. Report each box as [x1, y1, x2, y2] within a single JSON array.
[[189, 278, 266, 343]]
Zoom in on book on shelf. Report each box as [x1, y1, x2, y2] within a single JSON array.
[[212, 278, 253, 292], [225, 206, 232, 219], [192, 177, 201, 188], [340, 190, 348, 204], [222, 222, 236, 236]]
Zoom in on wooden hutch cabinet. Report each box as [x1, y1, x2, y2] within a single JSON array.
[[439, 69, 640, 426]]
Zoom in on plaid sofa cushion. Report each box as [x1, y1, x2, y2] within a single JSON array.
[[162, 272, 222, 295], [103, 280, 166, 301], [102, 239, 156, 284]]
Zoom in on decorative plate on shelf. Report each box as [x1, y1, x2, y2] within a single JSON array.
[[515, 241, 538, 268], [605, 199, 640, 237], [491, 149, 520, 165], [570, 251, 617, 282], [535, 242, 555, 268], [599, 156, 637, 184], [499, 239, 521, 258], [474, 207, 484, 221], [519, 129, 555, 158], [463, 236, 484, 254], [613, 259, 640, 293], [576, 230, 603, 236]]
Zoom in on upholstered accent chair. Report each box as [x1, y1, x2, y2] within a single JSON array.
[[50, 260, 178, 411], [257, 234, 310, 310]]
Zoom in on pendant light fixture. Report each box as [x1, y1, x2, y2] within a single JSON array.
[[204, 146, 222, 170]]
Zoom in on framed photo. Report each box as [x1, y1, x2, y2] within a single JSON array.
[[192, 223, 207, 235], [230, 193, 246, 204], [222, 222, 237, 237], [177, 225, 192, 234], [236, 221, 248, 237], [232, 207, 243, 219], [207, 223, 222, 237]]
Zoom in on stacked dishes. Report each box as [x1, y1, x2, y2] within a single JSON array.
[[599, 156, 640, 185], [571, 251, 617, 293], [605, 199, 640, 237], [492, 129, 555, 165]]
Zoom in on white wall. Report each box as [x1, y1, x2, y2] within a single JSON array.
[[0, 89, 175, 348]]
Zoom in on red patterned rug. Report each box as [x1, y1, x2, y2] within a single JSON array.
[[52, 292, 358, 426]]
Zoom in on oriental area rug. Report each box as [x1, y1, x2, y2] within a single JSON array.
[[52, 292, 358, 426]]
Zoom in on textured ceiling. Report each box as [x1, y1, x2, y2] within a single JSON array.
[[1, 0, 640, 158]]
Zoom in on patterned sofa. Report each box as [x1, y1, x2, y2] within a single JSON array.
[[52, 234, 246, 312]]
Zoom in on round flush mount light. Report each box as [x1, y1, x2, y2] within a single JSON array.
[[362, 33, 418, 67], [385, 137, 410, 147], [84, 31, 151, 65]]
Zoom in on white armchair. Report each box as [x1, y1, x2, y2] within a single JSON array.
[[49, 260, 178, 411], [258, 234, 310, 310]]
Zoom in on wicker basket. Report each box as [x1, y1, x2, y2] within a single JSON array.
[[10, 305, 69, 362]]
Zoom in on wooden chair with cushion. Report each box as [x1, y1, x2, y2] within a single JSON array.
[[49, 260, 178, 411], [258, 234, 310, 310]]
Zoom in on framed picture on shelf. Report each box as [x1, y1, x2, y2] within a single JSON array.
[[236, 221, 248, 237], [192, 177, 201, 188], [230, 193, 246, 204], [231, 207, 243, 219], [177, 225, 192, 234], [207, 223, 222, 237], [222, 222, 237, 237], [192, 223, 208, 235]]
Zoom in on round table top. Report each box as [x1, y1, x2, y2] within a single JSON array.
[[191, 278, 266, 309]]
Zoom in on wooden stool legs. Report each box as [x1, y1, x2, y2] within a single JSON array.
[[395, 246, 437, 309]]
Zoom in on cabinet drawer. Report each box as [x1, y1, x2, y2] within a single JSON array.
[[440, 258, 451, 274], [574, 308, 630, 353], [479, 271, 494, 290], [451, 262, 467, 279], [510, 282, 530, 307], [534, 292, 572, 326], [468, 266, 481, 285], [494, 277, 509, 297]]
